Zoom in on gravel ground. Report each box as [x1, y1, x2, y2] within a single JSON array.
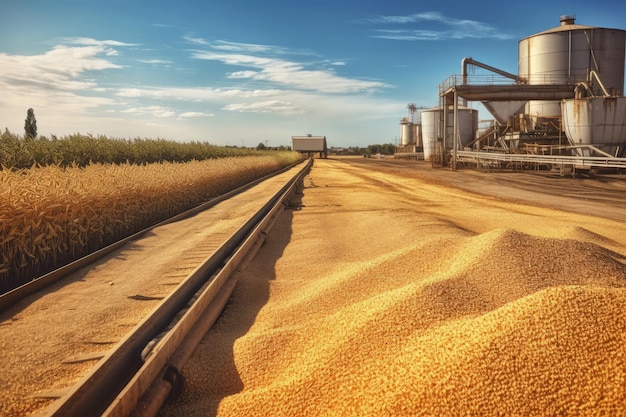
[[159, 157, 626, 417]]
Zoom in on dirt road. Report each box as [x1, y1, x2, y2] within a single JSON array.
[[161, 157, 626, 417]]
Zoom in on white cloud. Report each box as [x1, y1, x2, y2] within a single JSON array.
[[139, 59, 173, 65], [116, 88, 146, 98], [221, 88, 285, 98], [0, 45, 121, 92], [0, 35, 403, 146], [121, 106, 176, 117], [191, 51, 390, 94], [113, 83, 401, 120], [374, 29, 448, 41], [178, 111, 213, 119], [0, 37, 146, 136], [185, 38, 314, 57], [152, 23, 177, 29], [211, 40, 277, 53], [60, 37, 140, 47], [116, 86, 287, 101], [183, 35, 210, 46], [184, 36, 390, 95], [370, 11, 513, 41], [222, 100, 305, 115], [227, 70, 259, 79]]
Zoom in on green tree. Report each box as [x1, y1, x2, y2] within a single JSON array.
[[24, 108, 37, 138], [366, 143, 396, 156], [256, 142, 266, 150], [382, 143, 396, 155]]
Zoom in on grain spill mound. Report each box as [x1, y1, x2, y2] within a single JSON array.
[[559, 225, 621, 247], [217, 229, 626, 416]]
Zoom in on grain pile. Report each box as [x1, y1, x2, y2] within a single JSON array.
[[158, 159, 626, 417]]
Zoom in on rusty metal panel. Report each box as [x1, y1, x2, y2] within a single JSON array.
[[562, 97, 626, 155]]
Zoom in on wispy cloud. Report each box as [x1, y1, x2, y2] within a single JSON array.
[[115, 86, 283, 100], [120, 105, 176, 118], [182, 35, 389, 95], [0, 33, 401, 141], [222, 100, 305, 115], [59, 37, 140, 47], [369, 11, 513, 41], [191, 50, 389, 94], [182, 35, 211, 46], [178, 111, 214, 119], [152, 23, 177, 29], [0, 45, 122, 92], [185, 37, 315, 56], [138, 59, 173, 65], [0, 38, 138, 136], [211, 40, 286, 54]]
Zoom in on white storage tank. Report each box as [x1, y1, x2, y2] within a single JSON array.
[[413, 123, 422, 148], [421, 106, 478, 160], [421, 108, 439, 161], [518, 15, 626, 123], [562, 97, 626, 157], [400, 118, 413, 145]]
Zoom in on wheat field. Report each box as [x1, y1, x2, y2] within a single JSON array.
[[0, 153, 303, 293]]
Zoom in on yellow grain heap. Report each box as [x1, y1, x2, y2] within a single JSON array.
[[0, 155, 301, 291], [176, 228, 626, 416]]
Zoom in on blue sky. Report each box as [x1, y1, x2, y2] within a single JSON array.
[[2, 0, 626, 148]]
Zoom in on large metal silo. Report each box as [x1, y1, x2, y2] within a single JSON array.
[[421, 106, 478, 161], [518, 15, 626, 122]]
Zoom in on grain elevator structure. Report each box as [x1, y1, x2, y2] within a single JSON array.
[[419, 15, 626, 173]]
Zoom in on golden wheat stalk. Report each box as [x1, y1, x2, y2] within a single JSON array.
[[0, 153, 303, 292]]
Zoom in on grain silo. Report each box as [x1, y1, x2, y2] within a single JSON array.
[[519, 15, 626, 128], [400, 117, 413, 145], [432, 15, 626, 169], [421, 106, 478, 161]]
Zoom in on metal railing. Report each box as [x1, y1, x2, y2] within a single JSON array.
[[455, 150, 626, 169], [439, 74, 575, 94]]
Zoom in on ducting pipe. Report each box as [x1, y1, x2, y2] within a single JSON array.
[[462, 57, 526, 85]]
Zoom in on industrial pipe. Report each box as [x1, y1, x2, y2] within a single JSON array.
[[589, 70, 611, 97], [462, 57, 526, 85], [573, 71, 612, 98]]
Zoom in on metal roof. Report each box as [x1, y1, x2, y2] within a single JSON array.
[[291, 136, 326, 139], [520, 23, 624, 42]]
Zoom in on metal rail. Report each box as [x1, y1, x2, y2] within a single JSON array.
[[455, 150, 626, 169], [0, 161, 302, 311], [39, 158, 313, 417]]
